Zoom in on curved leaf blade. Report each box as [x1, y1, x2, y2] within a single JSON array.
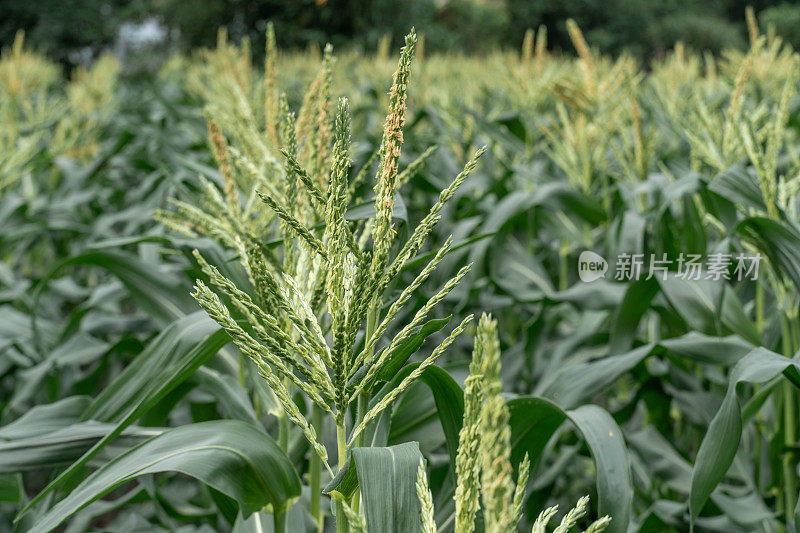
[[18, 313, 230, 518], [30, 420, 301, 533], [508, 397, 632, 533], [689, 348, 800, 524]]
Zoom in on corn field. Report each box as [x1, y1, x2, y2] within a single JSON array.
[[3, 9, 800, 533]]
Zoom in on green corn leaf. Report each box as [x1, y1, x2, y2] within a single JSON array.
[[547, 280, 627, 310], [18, 313, 230, 519], [708, 162, 766, 212], [192, 367, 260, 425], [657, 275, 760, 345], [542, 332, 756, 409], [608, 277, 659, 354], [348, 316, 452, 390], [0, 474, 22, 504], [324, 442, 423, 533], [83, 313, 227, 423], [0, 422, 160, 473], [346, 192, 409, 225], [508, 398, 632, 533], [34, 250, 194, 328], [376, 316, 452, 382], [689, 348, 800, 525], [232, 505, 315, 533], [372, 363, 464, 467], [29, 420, 301, 533], [737, 216, 800, 291], [0, 396, 90, 440], [402, 233, 494, 273]]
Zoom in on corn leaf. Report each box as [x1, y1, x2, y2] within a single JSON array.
[[690, 348, 800, 525], [29, 420, 301, 533], [508, 398, 632, 533], [18, 313, 230, 518], [325, 442, 423, 533]]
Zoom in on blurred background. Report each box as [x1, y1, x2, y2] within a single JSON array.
[[4, 0, 800, 67]]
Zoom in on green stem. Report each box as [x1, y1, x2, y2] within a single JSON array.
[[356, 304, 378, 445], [237, 352, 247, 387], [279, 412, 289, 452], [335, 422, 349, 533], [310, 406, 323, 532], [756, 282, 764, 338], [753, 287, 766, 493], [783, 382, 796, 521], [647, 313, 659, 344], [753, 281, 765, 495], [278, 377, 291, 452], [781, 313, 797, 521], [350, 304, 379, 514], [355, 393, 370, 447], [240, 355, 264, 419], [351, 392, 370, 513], [754, 422, 762, 492], [601, 173, 611, 213], [364, 302, 379, 365], [559, 240, 569, 292], [274, 507, 287, 533]]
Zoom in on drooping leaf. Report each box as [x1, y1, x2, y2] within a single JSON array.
[[35, 250, 194, 326], [508, 397, 632, 533], [540, 344, 655, 409], [0, 396, 90, 441], [708, 163, 765, 212], [19, 313, 230, 517], [192, 367, 259, 425], [690, 348, 800, 524], [0, 422, 160, 473], [658, 276, 760, 345], [542, 332, 757, 409], [30, 420, 301, 533], [83, 313, 228, 423], [737, 216, 800, 292]]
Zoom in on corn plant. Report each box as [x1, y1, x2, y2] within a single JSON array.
[[0, 30, 119, 203], [414, 314, 612, 533], [175, 29, 491, 531]]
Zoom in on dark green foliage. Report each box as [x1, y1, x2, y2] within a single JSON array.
[[761, 3, 800, 48], [1, 0, 795, 66]]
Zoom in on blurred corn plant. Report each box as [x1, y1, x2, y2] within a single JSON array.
[[0, 29, 123, 291], [0, 31, 119, 194], [53, 54, 120, 162], [541, 20, 638, 200], [468, 13, 800, 533], [0, 32, 58, 192]]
